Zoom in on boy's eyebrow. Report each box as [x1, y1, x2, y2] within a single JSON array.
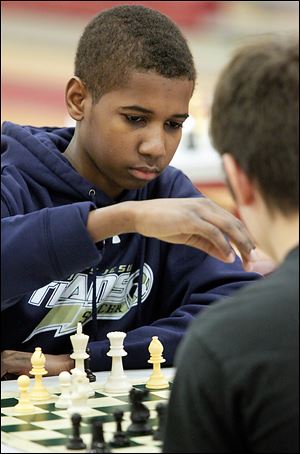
[[120, 105, 189, 119]]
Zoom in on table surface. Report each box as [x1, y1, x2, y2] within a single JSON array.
[[1, 367, 175, 453]]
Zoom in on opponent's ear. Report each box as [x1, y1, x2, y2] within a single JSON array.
[[65, 76, 88, 121], [222, 153, 255, 206]]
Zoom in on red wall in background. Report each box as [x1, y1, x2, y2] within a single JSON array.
[[2, 1, 221, 28]]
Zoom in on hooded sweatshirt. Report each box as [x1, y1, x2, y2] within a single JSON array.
[[1, 121, 260, 371]]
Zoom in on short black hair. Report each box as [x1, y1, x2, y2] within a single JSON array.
[[210, 37, 299, 216], [74, 4, 196, 103]]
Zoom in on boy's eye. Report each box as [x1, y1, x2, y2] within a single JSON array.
[[123, 115, 183, 130], [165, 121, 184, 130], [124, 115, 145, 123]]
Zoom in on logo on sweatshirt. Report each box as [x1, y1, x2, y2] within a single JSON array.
[[22, 263, 153, 342]]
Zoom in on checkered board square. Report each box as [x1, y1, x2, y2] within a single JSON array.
[[1, 381, 171, 453]]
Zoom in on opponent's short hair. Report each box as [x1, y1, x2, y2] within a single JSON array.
[[74, 5, 196, 103], [210, 37, 299, 216]]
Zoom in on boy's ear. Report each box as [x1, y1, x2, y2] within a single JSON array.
[[222, 153, 255, 206], [65, 76, 88, 121]]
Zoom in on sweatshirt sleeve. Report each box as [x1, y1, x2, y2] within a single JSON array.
[[1, 202, 101, 306]]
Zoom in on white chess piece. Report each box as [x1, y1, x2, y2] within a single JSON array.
[[14, 375, 36, 413], [146, 336, 169, 389], [70, 323, 95, 397], [68, 368, 90, 415], [55, 371, 72, 408], [29, 347, 51, 401], [70, 322, 89, 373], [103, 331, 132, 394]]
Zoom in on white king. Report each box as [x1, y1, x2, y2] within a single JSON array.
[[70, 322, 89, 372]]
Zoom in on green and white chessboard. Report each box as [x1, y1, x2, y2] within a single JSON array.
[[1, 379, 171, 453]]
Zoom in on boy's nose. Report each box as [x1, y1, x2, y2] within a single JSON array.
[[138, 130, 166, 158]]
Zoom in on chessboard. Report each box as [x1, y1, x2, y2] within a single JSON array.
[[1, 378, 171, 453]]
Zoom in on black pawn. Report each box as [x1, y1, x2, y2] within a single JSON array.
[[110, 410, 130, 448], [89, 420, 110, 453], [85, 347, 96, 383], [67, 413, 87, 450], [126, 388, 152, 436], [153, 402, 167, 441]]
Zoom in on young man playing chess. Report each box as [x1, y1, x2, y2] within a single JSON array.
[[164, 38, 299, 453], [1, 5, 262, 379]]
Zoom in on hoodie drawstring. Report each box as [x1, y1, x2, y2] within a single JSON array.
[[136, 187, 147, 326], [88, 187, 147, 339], [90, 266, 98, 341], [88, 188, 99, 341], [137, 236, 147, 326]]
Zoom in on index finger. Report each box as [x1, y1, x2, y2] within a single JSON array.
[[197, 202, 256, 257]]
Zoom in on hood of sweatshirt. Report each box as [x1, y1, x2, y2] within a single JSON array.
[[1, 121, 143, 208]]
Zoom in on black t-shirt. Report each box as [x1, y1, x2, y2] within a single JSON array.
[[164, 246, 299, 453]]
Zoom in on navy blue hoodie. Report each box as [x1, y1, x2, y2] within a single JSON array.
[[1, 121, 260, 371]]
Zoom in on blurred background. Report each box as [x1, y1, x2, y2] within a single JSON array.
[[1, 1, 299, 213]]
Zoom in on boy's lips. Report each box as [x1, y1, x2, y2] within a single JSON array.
[[128, 166, 160, 181]]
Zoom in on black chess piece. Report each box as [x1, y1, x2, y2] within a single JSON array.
[[67, 413, 87, 450], [126, 388, 153, 436], [153, 402, 167, 441], [110, 410, 130, 448], [89, 420, 111, 453], [85, 347, 96, 382]]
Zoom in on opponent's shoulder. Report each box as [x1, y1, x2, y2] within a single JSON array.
[[187, 258, 298, 358]]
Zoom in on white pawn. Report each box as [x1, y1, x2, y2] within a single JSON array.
[[103, 331, 132, 394], [14, 375, 36, 413], [68, 368, 90, 415], [55, 371, 72, 409]]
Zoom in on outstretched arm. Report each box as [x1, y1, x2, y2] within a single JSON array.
[[2, 196, 256, 304], [87, 198, 256, 270]]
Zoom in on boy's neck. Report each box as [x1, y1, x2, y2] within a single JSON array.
[[64, 134, 116, 198], [264, 213, 299, 263]]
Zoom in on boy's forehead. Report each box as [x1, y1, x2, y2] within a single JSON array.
[[89, 70, 194, 117], [107, 70, 194, 105]]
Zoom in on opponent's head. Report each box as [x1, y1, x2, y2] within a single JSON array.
[[65, 5, 195, 198], [210, 38, 299, 248]]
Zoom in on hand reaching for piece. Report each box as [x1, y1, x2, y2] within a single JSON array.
[[131, 198, 257, 271], [88, 197, 257, 271]]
